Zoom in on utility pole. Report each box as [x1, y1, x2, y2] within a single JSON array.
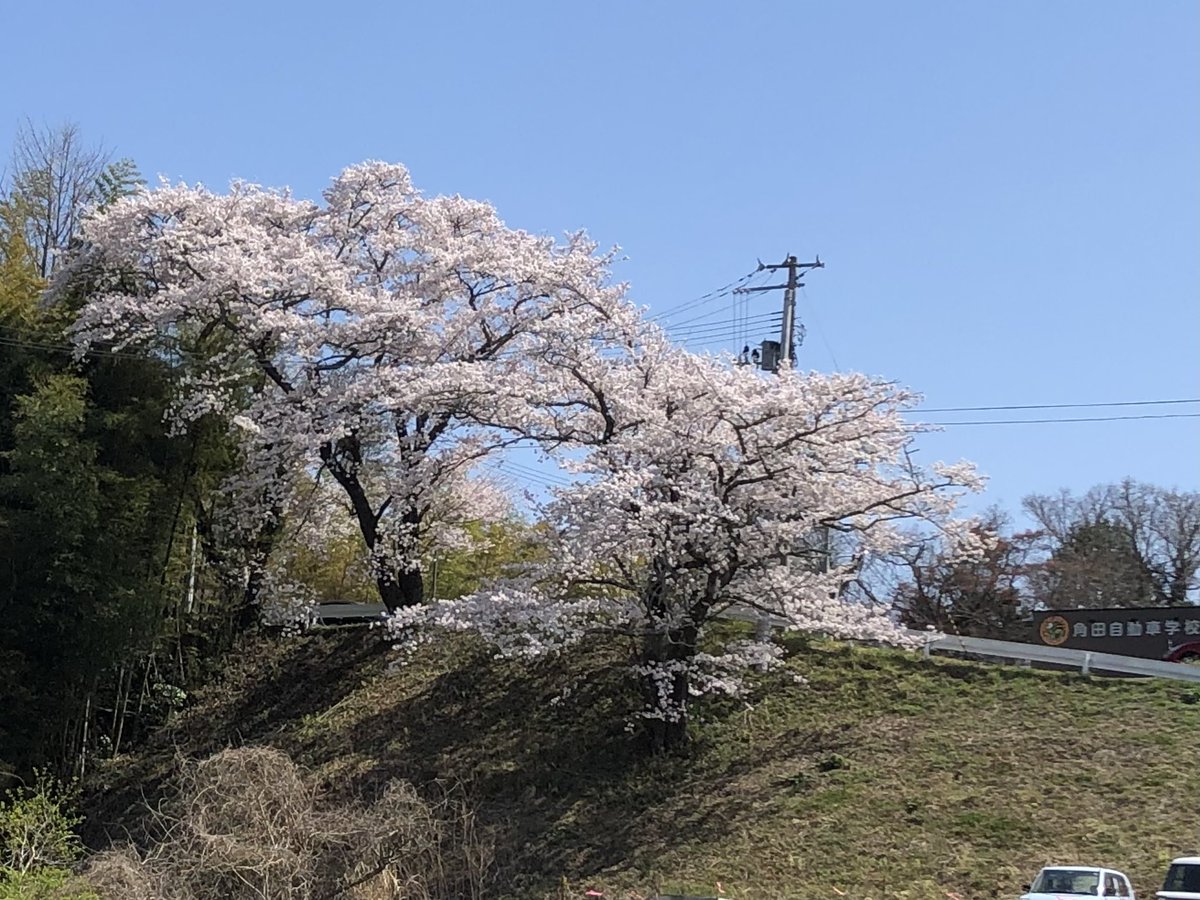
[[735, 255, 829, 648], [735, 254, 823, 372]]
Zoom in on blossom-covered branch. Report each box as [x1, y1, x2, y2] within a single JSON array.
[[67, 162, 643, 611], [391, 346, 983, 750]]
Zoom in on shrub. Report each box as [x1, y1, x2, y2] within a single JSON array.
[[0, 773, 92, 899]]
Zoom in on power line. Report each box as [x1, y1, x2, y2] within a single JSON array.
[[672, 309, 781, 330], [0, 330, 164, 363], [660, 276, 774, 329], [922, 412, 1200, 426], [671, 314, 781, 339], [678, 331, 777, 350], [917, 398, 1200, 413], [660, 307, 735, 329], [3, 326, 1195, 425], [648, 268, 764, 322], [504, 464, 572, 485], [489, 459, 574, 487]]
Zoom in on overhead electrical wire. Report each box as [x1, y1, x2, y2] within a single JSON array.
[[679, 330, 777, 348], [647, 267, 764, 322], [4, 326, 1197, 430], [489, 459, 574, 488], [672, 309, 781, 329], [915, 398, 1199, 413], [672, 314, 781, 339], [734, 271, 751, 355], [488, 470, 565, 491], [504, 462, 573, 485], [800, 285, 841, 371], [921, 412, 1200, 427], [653, 268, 777, 328], [663, 302, 750, 330], [0, 328, 161, 363]]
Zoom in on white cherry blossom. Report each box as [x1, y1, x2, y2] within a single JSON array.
[[391, 345, 983, 749], [68, 162, 641, 611]]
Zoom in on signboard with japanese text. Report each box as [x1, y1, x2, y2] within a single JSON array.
[[1030, 606, 1200, 662]]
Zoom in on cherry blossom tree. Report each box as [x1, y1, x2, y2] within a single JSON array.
[[67, 162, 641, 612], [392, 346, 983, 751]]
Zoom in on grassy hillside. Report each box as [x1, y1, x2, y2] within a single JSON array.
[[86, 628, 1200, 899]]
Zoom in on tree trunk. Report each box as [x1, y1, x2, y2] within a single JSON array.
[[322, 444, 426, 613], [641, 665, 690, 753], [236, 562, 269, 632], [640, 623, 697, 754], [377, 565, 424, 612], [234, 508, 283, 632]]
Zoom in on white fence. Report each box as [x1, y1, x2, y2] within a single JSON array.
[[314, 602, 1200, 685]]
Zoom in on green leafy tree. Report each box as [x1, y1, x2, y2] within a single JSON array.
[[1, 121, 141, 278], [0, 206, 240, 776], [0, 773, 93, 899], [279, 530, 378, 605], [426, 519, 548, 600], [0, 371, 169, 770]]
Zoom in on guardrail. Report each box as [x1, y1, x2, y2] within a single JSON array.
[[918, 631, 1200, 682], [313, 602, 387, 624], [314, 601, 1200, 684], [719, 605, 1200, 684]]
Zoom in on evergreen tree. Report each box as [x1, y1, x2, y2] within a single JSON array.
[[0, 204, 237, 777], [1033, 519, 1159, 609]]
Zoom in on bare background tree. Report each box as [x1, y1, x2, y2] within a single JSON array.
[[855, 511, 1037, 638], [1, 120, 139, 277], [1024, 479, 1200, 608], [861, 481, 1199, 638]]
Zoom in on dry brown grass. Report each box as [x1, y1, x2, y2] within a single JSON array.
[[79, 746, 492, 900]]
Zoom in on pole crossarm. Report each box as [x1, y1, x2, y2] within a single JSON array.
[[733, 283, 790, 293], [758, 255, 824, 272]]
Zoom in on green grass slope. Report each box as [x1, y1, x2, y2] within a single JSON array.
[[87, 629, 1200, 900]]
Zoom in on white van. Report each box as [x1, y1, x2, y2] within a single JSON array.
[[1157, 857, 1200, 900], [1021, 866, 1134, 899]]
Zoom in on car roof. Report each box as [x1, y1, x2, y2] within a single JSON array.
[[1170, 857, 1200, 865], [1040, 866, 1131, 876]]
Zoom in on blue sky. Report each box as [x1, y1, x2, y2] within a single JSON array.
[[2, 0, 1196, 518]]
